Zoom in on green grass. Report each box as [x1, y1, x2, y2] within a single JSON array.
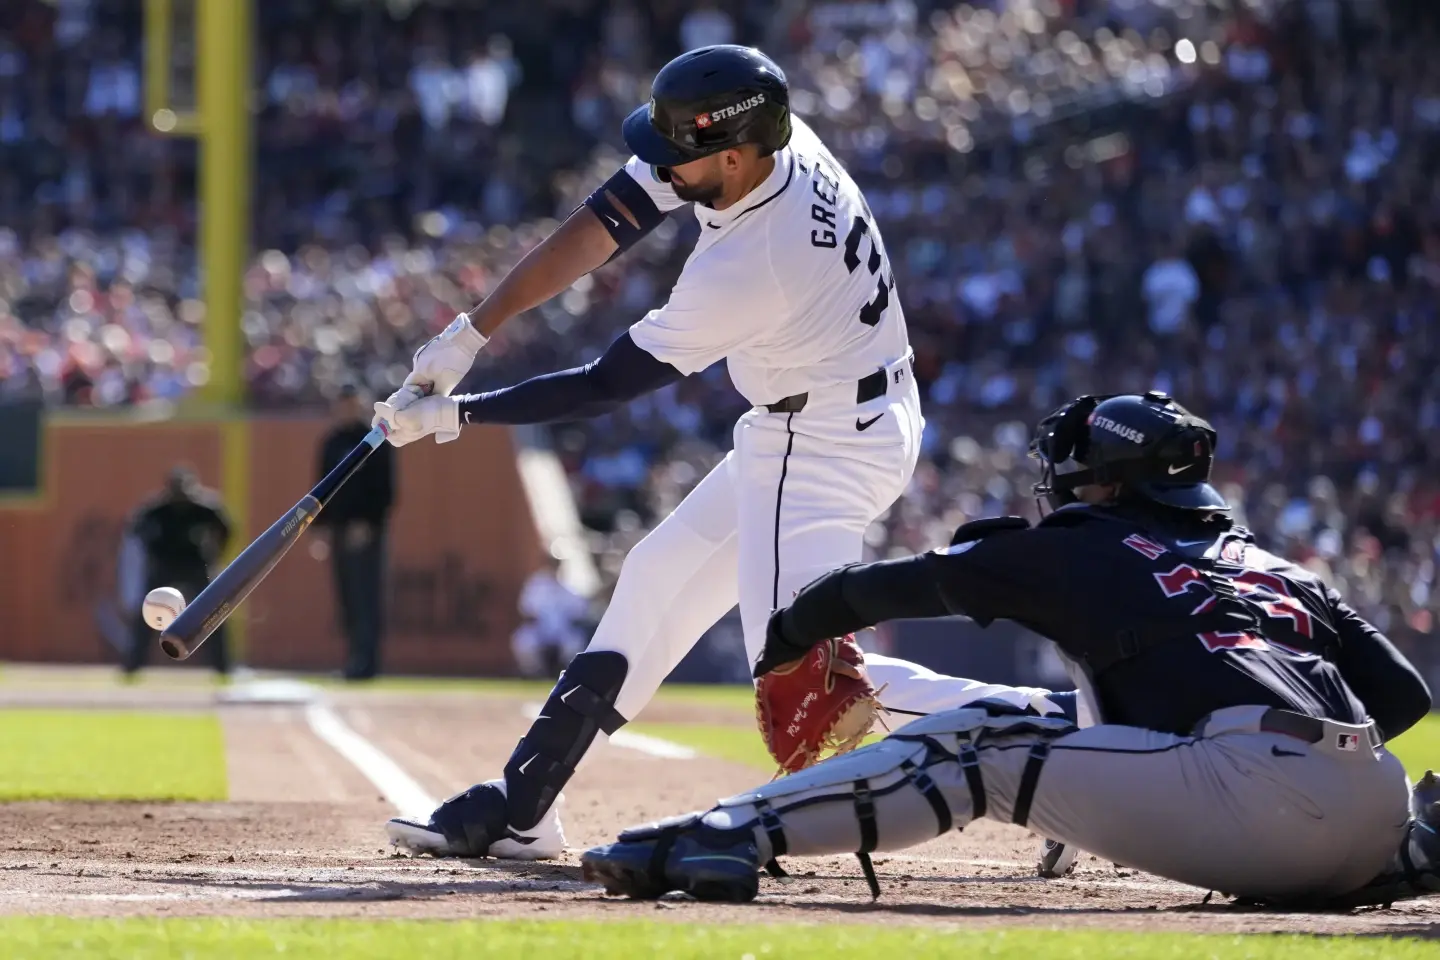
[[0, 710, 226, 801], [0, 918, 1433, 960], [630, 721, 774, 770], [1390, 712, 1440, 777]]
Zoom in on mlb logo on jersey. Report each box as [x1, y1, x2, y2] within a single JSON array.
[[1335, 732, 1360, 752]]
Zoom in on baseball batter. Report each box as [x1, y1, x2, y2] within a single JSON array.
[[580, 392, 1439, 908], [373, 45, 1063, 860]]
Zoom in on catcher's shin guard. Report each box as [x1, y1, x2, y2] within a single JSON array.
[[504, 650, 630, 831], [703, 705, 1078, 898]]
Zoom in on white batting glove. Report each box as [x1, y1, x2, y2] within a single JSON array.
[[375, 313, 488, 419], [373, 394, 462, 448]]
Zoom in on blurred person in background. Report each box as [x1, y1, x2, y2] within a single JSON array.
[[316, 385, 395, 681], [122, 465, 231, 678], [512, 553, 592, 679]]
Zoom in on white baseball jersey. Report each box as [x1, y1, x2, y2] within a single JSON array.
[[623, 117, 911, 406]]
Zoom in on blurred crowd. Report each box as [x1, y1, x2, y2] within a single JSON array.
[[0, 0, 1438, 663]]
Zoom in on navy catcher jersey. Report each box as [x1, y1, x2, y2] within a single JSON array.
[[926, 504, 1422, 737]]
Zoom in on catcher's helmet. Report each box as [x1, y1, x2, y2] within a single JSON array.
[[1029, 391, 1227, 513], [622, 45, 792, 169]]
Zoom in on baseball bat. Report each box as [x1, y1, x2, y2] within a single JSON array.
[[159, 423, 390, 660]]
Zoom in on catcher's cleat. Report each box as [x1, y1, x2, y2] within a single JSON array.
[[1037, 838, 1079, 879], [581, 813, 761, 902], [386, 779, 566, 860], [1415, 769, 1439, 817]]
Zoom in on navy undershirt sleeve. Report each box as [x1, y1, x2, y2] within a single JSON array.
[[455, 332, 683, 426], [776, 556, 951, 653], [1328, 590, 1432, 741]]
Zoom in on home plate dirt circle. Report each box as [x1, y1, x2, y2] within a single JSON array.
[[0, 678, 1433, 935]]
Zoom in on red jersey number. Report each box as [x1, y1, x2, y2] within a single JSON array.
[[1152, 563, 1312, 654]]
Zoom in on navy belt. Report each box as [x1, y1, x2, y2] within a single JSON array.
[[1259, 709, 1324, 744], [764, 368, 890, 414]]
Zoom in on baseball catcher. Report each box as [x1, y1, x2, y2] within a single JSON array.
[[581, 391, 1438, 908]]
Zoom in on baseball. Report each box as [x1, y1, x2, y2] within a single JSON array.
[[142, 587, 187, 631]]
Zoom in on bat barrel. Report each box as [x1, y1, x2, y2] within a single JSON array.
[[159, 633, 191, 660], [154, 427, 386, 662]]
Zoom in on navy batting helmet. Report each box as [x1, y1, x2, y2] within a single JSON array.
[[1029, 391, 1227, 513], [622, 45, 792, 169]]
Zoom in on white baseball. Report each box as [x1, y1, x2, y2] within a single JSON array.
[[142, 587, 187, 631]]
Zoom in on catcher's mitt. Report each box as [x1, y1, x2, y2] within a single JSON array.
[[755, 634, 882, 774]]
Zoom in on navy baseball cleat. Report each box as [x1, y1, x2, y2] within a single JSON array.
[[387, 779, 567, 860], [581, 813, 761, 902]]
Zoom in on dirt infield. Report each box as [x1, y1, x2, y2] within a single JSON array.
[[0, 678, 1434, 936]]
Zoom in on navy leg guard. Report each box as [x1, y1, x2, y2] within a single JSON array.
[[504, 650, 629, 830]]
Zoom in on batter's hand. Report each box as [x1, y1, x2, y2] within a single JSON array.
[[376, 313, 488, 420], [374, 394, 461, 448]]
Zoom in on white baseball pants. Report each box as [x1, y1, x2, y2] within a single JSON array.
[[582, 356, 1036, 728]]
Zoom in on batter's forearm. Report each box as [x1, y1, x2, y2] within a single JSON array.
[[466, 208, 618, 338], [457, 371, 630, 425], [457, 332, 681, 426]]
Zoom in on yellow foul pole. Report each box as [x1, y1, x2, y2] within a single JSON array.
[[148, 0, 254, 662], [197, 0, 249, 411], [200, 0, 252, 663]]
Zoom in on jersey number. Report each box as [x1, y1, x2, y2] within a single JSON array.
[[1152, 564, 1313, 654], [843, 215, 894, 327]]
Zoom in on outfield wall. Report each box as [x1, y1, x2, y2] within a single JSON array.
[[0, 415, 543, 673]]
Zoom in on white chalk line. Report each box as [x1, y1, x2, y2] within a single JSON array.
[[0, 860, 594, 904], [520, 701, 697, 760], [303, 703, 438, 819], [219, 678, 439, 820], [0, 881, 593, 904]]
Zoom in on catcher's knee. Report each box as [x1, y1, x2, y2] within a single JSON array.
[[504, 650, 629, 830]]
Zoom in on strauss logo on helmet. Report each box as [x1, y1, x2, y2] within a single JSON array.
[[694, 93, 767, 131], [1090, 414, 1146, 445]]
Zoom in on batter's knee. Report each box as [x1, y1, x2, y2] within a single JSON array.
[[614, 517, 724, 590]]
